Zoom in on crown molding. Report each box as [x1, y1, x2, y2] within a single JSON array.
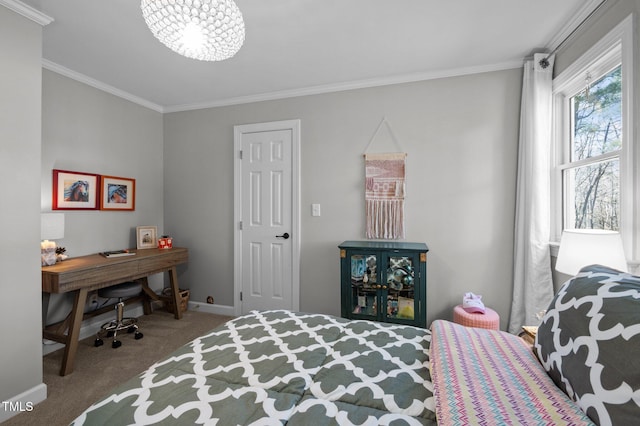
[[0, 0, 53, 26], [42, 59, 165, 113], [545, 0, 607, 51], [43, 56, 522, 114], [164, 60, 523, 113]]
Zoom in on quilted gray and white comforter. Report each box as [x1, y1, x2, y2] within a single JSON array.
[[72, 310, 436, 425]]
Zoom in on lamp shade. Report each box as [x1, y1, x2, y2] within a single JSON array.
[[555, 229, 627, 275], [41, 213, 65, 240]]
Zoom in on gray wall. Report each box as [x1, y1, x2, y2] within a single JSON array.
[[0, 5, 44, 407], [40, 71, 165, 324], [164, 69, 523, 329]]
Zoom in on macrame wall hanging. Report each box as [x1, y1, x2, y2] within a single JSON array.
[[363, 118, 406, 240]]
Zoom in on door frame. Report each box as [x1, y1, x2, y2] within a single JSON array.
[[233, 119, 301, 316]]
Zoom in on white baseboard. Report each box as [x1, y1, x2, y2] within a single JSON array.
[[26, 305, 149, 421], [26, 302, 233, 422], [42, 303, 233, 355], [0, 383, 47, 423], [42, 305, 146, 356], [187, 301, 235, 317]]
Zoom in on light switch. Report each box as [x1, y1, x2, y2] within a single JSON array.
[[311, 203, 321, 217]]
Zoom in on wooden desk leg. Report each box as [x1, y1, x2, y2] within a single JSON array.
[[139, 277, 154, 315], [42, 292, 51, 329], [168, 266, 183, 320], [60, 287, 88, 376]]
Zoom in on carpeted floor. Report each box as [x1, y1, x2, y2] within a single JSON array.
[[3, 309, 232, 426]]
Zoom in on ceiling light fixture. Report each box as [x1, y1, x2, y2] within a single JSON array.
[[140, 0, 245, 62]]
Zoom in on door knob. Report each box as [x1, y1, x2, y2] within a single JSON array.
[[276, 232, 290, 239]]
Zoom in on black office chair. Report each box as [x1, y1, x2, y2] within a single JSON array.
[[94, 281, 144, 348]]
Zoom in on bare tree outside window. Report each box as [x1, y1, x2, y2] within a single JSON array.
[[566, 66, 622, 230]]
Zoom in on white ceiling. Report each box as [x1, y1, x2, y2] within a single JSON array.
[[16, 0, 599, 112]]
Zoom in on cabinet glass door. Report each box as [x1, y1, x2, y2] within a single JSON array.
[[350, 253, 378, 318], [385, 255, 417, 321]]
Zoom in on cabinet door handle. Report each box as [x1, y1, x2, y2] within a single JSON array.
[[382, 285, 387, 289], [276, 233, 290, 239]]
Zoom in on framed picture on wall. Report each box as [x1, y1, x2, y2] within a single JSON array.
[[136, 225, 157, 249], [100, 175, 135, 211], [52, 169, 100, 210]]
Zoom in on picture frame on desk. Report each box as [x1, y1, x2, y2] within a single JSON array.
[[136, 225, 157, 249], [52, 169, 100, 210], [100, 175, 135, 211]]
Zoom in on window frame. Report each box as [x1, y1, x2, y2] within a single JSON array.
[[550, 15, 635, 268]]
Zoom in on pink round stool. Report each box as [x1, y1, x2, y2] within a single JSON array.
[[453, 305, 500, 330]]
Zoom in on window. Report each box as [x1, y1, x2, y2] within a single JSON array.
[[565, 65, 621, 231], [551, 15, 634, 260]]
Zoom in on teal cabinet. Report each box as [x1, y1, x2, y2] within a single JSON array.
[[339, 241, 428, 328]]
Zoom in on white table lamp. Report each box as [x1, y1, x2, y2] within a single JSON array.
[[41, 213, 65, 240], [41, 213, 65, 265], [556, 229, 627, 275]]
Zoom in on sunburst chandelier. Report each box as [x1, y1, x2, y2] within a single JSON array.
[[140, 0, 245, 62]]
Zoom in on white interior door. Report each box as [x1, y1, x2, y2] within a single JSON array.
[[234, 120, 300, 316]]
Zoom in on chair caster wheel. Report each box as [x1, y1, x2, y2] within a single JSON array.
[[127, 326, 137, 334], [106, 330, 115, 338], [112, 340, 122, 349], [94, 338, 104, 347], [134, 332, 143, 340]]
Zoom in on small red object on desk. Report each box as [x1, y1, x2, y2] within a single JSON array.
[[158, 237, 173, 249]]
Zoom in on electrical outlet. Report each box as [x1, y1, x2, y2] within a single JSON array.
[[88, 292, 98, 305]]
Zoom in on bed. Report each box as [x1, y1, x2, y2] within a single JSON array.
[[72, 265, 640, 425], [72, 310, 437, 425]]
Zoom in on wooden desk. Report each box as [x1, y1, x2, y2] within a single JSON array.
[[42, 247, 188, 375]]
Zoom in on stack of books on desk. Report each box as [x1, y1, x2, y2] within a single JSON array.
[[100, 250, 135, 258]]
